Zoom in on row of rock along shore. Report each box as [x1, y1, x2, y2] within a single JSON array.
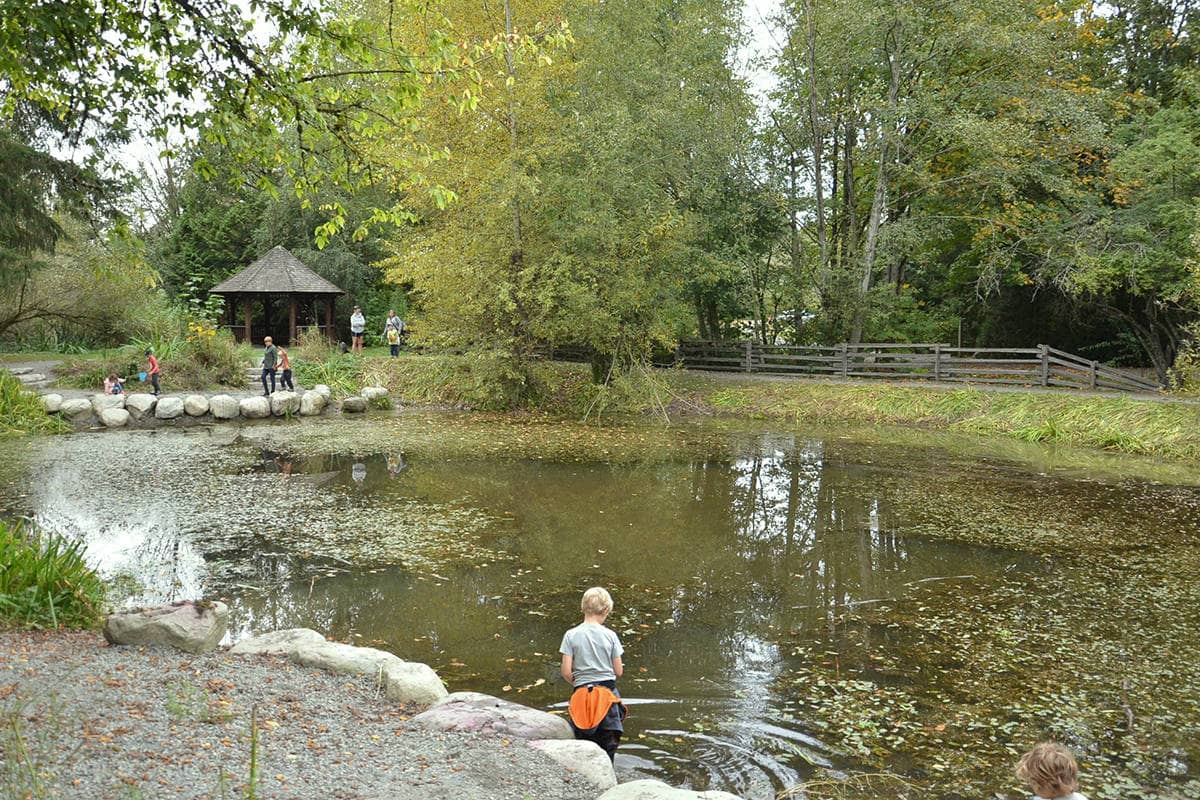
[[37, 385, 392, 428], [86, 600, 744, 799]]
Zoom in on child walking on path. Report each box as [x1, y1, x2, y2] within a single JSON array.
[[1017, 743, 1089, 800], [144, 350, 160, 396], [261, 336, 278, 396], [277, 346, 294, 391], [559, 587, 628, 763]]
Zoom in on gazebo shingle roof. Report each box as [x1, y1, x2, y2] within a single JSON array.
[[210, 246, 344, 295]]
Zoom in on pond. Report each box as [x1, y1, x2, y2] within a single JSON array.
[[1, 415, 1197, 800]]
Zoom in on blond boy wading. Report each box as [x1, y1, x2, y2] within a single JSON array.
[[559, 587, 628, 763]]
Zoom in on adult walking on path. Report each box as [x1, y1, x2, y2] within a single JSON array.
[[350, 306, 366, 354], [384, 309, 404, 358], [261, 336, 278, 396]]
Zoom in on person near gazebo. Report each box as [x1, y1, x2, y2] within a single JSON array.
[[350, 306, 366, 354]]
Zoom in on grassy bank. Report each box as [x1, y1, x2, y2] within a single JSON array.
[[368, 354, 1200, 460], [0, 372, 67, 436], [0, 520, 105, 629]]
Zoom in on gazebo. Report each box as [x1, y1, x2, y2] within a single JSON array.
[[210, 246, 345, 345]]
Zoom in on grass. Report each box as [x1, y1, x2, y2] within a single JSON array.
[[363, 354, 1200, 461], [689, 375, 1200, 459], [0, 519, 106, 629], [0, 373, 67, 437]]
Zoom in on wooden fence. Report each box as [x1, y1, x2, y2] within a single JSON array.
[[675, 340, 1161, 394]]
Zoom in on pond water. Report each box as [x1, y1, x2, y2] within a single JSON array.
[[1, 416, 1197, 800]]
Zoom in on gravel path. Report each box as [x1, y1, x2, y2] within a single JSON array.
[[1, 631, 597, 800]]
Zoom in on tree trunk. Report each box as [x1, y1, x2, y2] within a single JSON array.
[[503, 0, 523, 268], [804, 0, 830, 291], [850, 22, 901, 346]]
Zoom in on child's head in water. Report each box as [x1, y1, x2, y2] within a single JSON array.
[[1017, 743, 1080, 798], [581, 587, 613, 620]]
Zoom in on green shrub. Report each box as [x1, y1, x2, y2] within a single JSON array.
[[0, 372, 68, 436], [0, 519, 106, 629], [56, 320, 244, 391]]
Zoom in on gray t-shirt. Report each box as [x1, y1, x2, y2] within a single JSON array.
[[559, 622, 623, 687]]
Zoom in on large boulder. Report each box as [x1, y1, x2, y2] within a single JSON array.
[[230, 629, 447, 706], [596, 781, 744, 800], [299, 390, 327, 416], [58, 398, 93, 420], [103, 601, 229, 654], [41, 394, 63, 413], [154, 396, 185, 419], [291, 640, 403, 677], [312, 383, 332, 401], [239, 396, 271, 419], [361, 386, 388, 401], [230, 628, 326, 656], [16, 372, 47, 384], [528, 739, 617, 792], [91, 393, 125, 414], [382, 660, 449, 706], [124, 393, 157, 419], [183, 394, 210, 416], [341, 396, 367, 413], [209, 394, 239, 420], [99, 408, 130, 428], [270, 391, 300, 416], [408, 692, 573, 741]]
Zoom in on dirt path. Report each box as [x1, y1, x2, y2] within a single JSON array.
[[0, 631, 597, 800]]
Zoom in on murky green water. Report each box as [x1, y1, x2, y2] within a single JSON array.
[[1, 416, 1197, 799]]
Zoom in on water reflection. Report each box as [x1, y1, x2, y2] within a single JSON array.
[[3, 429, 1045, 797], [225, 438, 1024, 796]]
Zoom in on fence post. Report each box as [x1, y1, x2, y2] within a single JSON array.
[[743, 340, 753, 372], [933, 344, 942, 382], [839, 343, 850, 378], [674, 341, 683, 367], [1089, 360, 1098, 389], [1038, 344, 1049, 387]]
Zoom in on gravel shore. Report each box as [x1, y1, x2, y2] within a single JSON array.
[[1, 631, 597, 800]]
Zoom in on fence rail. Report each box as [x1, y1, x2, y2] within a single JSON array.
[[675, 340, 1161, 394]]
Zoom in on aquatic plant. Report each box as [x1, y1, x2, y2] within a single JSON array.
[[0, 519, 106, 629], [0, 372, 67, 436]]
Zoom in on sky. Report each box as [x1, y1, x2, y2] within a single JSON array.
[[741, 0, 784, 103]]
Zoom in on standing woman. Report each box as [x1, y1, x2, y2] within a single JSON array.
[[350, 305, 366, 354], [384, 309, 404, 358]]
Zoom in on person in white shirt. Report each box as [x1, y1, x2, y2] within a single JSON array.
[[349, 306, 366, 354], [1017, 742, 1089, 800]]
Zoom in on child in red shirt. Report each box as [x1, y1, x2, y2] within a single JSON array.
[[145, 349, 161, 396]]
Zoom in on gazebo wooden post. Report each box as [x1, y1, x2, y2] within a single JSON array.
[[325, 297, 334, 338], [289, 295, 298, 344], [242, 296, 252, 344]]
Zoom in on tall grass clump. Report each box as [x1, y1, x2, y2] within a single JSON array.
[[292, 328, 364, 398], [370, 351, 558, 411], [0, 372, 68, 436], [0, 519, 106, 629]]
